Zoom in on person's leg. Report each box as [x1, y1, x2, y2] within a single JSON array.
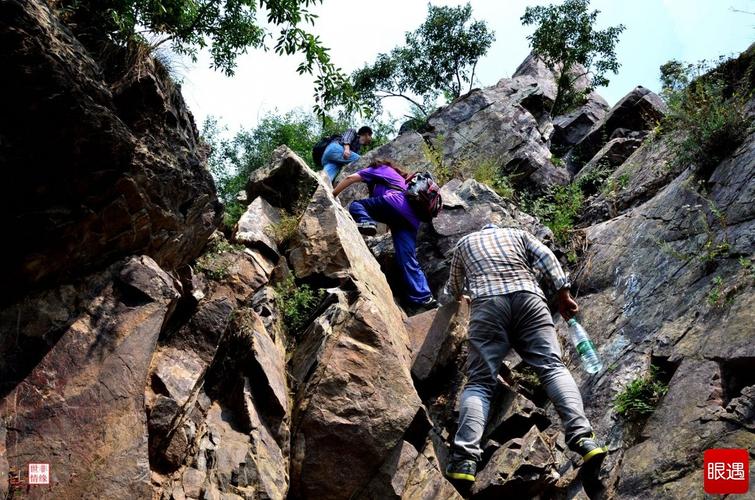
[[348, 196, 393, 225], [509, 292, 593, 447], [391, 226, 432, 304], [322, 143, 361, 184], [452, 296, 512, 462], [322, 142, 344, 184]]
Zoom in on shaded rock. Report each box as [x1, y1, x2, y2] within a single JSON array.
[[483, 384, 551, 446], [0, 422, 7, 498], [472, 426, 559, 498], [0, 0, 221, 303], [409, 301, 469, 384], [552, 92, 610, 153], [0, 256, 179, 499], [359, 440, 461, 500], [245, 146, 321, 213], [241, 377, 289, 499], [234, 196, 281, 258], [574, 86, 667, 164], [575, 137, 644, 194]]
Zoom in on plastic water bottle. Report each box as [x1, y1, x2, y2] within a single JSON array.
[[567, 318, 603, 374]]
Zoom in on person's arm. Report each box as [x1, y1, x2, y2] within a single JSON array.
[[341, 129, 356, 159], [439, 240, 467, 305], [523, 232, 578, 319], [332, 173, 362, 197]]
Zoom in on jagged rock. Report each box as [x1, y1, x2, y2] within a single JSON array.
[[0, 422, 7, 498], [0, 256, 180, 498], [344, 60, 573, 194], [246, 146, 321, 212], [512, 52, 590, 96], [408, 300, 469, 383], [472, 425, 559, 498], [282, 150, 422, 498], [483, 384, 551, 446], [564, 103, 754, 498], [578, 131, 685, 224], [0, 0, 221, 303], [574, 86, 667, 165], [575, 137, 644, 194], [234, 196, 282, 258], [427, 80, 569, 191], [552, 92, 610, 153], [241, 377, 289, 499], [358, 440, 461, 500]]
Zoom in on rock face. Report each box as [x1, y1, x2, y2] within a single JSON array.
[[0, 256, 180, 499], [0, 0, 221, 305], [573, 86, 667, 165]]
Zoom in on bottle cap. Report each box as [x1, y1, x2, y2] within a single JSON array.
[[567, 317, 577, 326]]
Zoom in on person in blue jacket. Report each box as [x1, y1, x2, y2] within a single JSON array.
[[322, 126, 373, 184]]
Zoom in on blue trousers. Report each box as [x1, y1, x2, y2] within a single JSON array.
[[322, 142, 360, 183], [349, 196, 432, 305]]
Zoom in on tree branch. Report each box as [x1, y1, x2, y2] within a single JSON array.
[[376, 90, 427, 115]]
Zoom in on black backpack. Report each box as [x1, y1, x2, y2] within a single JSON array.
[[312, 134, 340, 168], [405, 171, 443, 222]]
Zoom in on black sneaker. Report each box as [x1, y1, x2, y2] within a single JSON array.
[[571, 433, 608, 464], [445, 457, 476, 482], [356, 222, 377, 236], [406, 296, 438, 315]]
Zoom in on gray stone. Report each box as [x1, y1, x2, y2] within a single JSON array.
[[574, 86, 667, 164], [234, 196, 282, 258]]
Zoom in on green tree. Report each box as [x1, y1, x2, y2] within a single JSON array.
[[521, 0, 625, 115], [59, 0, 361, 116], [202, 111, 392, 225], [352, 3, 494, 116]]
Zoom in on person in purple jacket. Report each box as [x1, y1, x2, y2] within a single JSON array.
[[332, 160, 436, 312]]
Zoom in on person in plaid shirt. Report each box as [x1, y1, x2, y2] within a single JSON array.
[[440, 223, 607, 483]]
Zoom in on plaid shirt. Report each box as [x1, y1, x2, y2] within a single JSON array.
[[339, 128, 363, 153], [441, 226, 570, 303]]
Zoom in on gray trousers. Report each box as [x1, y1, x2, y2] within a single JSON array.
[[453, 292, 592, 460]]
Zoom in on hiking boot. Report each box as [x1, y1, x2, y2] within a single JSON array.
[[406, 296, 438, 315], [357, 222, 377, 236], [445, 457, 476, 482], [571, 433, 608, 464]]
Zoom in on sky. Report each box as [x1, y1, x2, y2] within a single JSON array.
[[176, 0, 755, 134]]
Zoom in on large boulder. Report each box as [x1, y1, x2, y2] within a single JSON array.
[[573, 86, 667, 165], [358, 440, 461, 500], [0, 0, 221, 304], [552, 92, 610, 153], [284, 150, 422, 498], [246, 146, 321, 213], [471, 426, 560, 498], [0, 256, 180, 499]]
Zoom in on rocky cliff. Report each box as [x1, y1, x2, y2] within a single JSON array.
[[1, 2, 753, 499]]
